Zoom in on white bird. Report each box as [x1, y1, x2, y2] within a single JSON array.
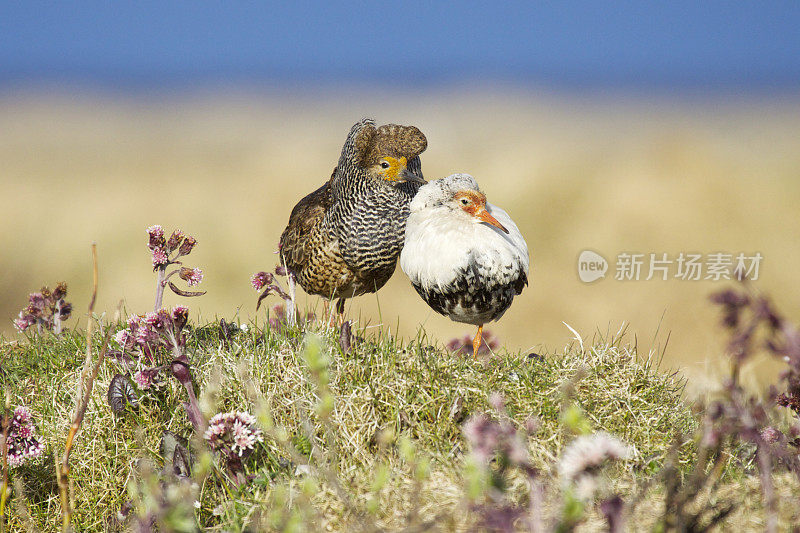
[[400, 173, 530, 357]]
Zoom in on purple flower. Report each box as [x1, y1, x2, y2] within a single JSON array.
[[52, 281, 67, 300], [26, 293, 45, 316], [14, 283, 74, 335], [144, 311, 161, 327], [447, 330, 500, 356], [132, 368, 163, 390], [57, 301, 73, 320], [6, 406, 45, 468], [251, 271, 273, 291], [463, 411, 530, 467], [14, 407, 31, 424], [172, 305, 189, 331], [135, 325, 159, 346], [14, 312, 36, 332], [179, 267, 204, 287]]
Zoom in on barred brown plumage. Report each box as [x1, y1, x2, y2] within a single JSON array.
[[279, 118, 427, 316]]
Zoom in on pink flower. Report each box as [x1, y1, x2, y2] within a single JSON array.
[[147, 225, 167, 252], [761, 426, 783, 444], [171, 305, 189, 330], [7, 406, 44, 468], [144, 312, 160, 326], [463, 405, 531, 468], [179, 267, 204, 286], [204, 411, 263, 457], [114, 329, 131, 347], [14, 406, 32, 424], [488, 392, 505, 411], [135, 324, 159, 345], [14, 313, 36, 332], [251, 271, 273, 290], [152, 248, 168, 267], [133, 370, 152, 389], [147, 225, 164, 239]]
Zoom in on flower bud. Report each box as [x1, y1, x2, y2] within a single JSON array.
[[178, 235, 197, 256], [166, 229, 184, 252]]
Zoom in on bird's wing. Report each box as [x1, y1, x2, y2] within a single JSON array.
[[279, 172, 335, 273], [486, 203, 531, 281]]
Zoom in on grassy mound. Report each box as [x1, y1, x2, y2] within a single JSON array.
[[1, 319, 702, 531]]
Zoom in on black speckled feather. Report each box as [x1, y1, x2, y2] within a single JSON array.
[[279, 119, 426, 301], [412, 258, 528, 326]]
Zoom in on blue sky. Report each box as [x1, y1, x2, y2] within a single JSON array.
[[2, 1, 799, 91]]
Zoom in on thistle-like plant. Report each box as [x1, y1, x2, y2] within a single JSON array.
[[112, 305, 203, 430], [2, 407, 44, 468], [462, 393, 543, 531], [251, 265, 300, 327], [147, 225, 205, 311], [13, 282, 72, 335], [203, 411, 264, 486]]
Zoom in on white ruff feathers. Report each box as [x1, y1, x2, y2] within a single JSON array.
[[400, 173, 529, 297]]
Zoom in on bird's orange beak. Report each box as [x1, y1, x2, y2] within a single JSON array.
[[476, 208, 509, 234]]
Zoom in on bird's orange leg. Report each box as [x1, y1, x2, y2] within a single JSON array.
[[473, 325, 484, 358]]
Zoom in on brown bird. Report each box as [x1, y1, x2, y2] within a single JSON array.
[[279, 118, 427, 318]]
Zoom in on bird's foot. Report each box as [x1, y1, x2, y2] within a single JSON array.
[[472, 325, 484, 358]]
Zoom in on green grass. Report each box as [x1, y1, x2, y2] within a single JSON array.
[[0, 317, 794, 531]]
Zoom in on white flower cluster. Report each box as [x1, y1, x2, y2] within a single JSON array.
[[203, 411, 264, 457], [558, 432, 632, 499]]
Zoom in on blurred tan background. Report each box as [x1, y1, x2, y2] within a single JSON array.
[[2, 90, 799, 391]]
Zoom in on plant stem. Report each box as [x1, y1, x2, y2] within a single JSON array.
[[154, 265, 167, 311], [0, 401, 10, 533], [286, 273, 297, 327], [53, 301, 63, 336], [57, 243, 116, 532]]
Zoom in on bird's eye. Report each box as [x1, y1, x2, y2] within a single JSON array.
[[460, 198, 469, 205], [380, 161, 390, 169]]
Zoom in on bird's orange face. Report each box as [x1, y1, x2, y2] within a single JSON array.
[[374, 156, 408, 182], [454, 191, 509, 234]]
